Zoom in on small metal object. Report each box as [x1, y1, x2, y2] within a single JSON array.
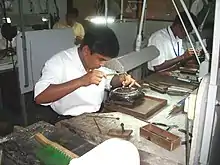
[[93, 118, 102, 134], [87, 115, 120, 120], [150, 122, 178, 131], [166, 125, 178, 131], [120, 123, 125, 133]]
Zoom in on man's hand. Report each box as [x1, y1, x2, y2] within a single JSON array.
[[75, 36, 83, 45], [76, 36, 83, 40], [119, 74, 138, 87], [80, 70, 106, 86], [188, 48, 201, 56]]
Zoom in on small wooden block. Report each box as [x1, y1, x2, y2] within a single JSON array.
[[107, 129, 133, 139], [140, 124, 181, 151]]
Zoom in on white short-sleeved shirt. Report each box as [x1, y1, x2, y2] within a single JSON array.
[[147, 26, 185, 71], [34, 46, 115, 116]]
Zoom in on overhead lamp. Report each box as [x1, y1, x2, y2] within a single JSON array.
[[42, 17, 48, 22], [2, 17, 11, 23], [85, 16, 115, 25]]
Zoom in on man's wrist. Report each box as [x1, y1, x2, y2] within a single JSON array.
[[74, 77, 85, 87]]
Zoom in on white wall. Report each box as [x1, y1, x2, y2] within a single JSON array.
[[8, 0, 67, 21]]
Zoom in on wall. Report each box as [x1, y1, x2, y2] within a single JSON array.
[[5, 0, 67, 22], [73, 0, 96, 23]]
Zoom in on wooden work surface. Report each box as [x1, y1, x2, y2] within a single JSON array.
[[56, 113, 185, 165], [0, 121, 95, 165], [0, 121, 180, 165], [144, 73, 198, 90]]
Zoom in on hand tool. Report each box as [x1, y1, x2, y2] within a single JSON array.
[[35, 133, 78, 165], [167, 98, 186, 118], [86, 115, 120, 120], [178, 129, 193, 145], [120, 123, 125, 133], [93, 118, 102, 134], [148, 122, 179, 131]]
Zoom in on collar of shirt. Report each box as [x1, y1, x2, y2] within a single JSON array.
[[166, 26, 183, 56]]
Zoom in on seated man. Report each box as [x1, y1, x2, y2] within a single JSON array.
[[147, 12, 199, 72], [53, 8, 85, 41], [34, 26, 137, 119]]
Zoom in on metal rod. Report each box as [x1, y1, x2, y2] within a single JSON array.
[[104, 0, 108, 25], [120, 0, 124, 21], [199, 7, 211, 32], [135, 0, 147, 52], [18, 0, 29, 87], [93, 118, 102, 134], [178, 0, 210, 61], [172, 0, 201, 65], [87, 115, 120, 120], [185, 117, 190, 165], [18, 0, 28, 126]]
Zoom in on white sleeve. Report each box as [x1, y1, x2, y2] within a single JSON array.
[[148, 34, 166, 71], [34, 56, 63, 105]]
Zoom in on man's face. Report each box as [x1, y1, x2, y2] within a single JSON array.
[[66, 14, 77, 25], [175, 24, 188, 39], [82, 46, 111, 70]]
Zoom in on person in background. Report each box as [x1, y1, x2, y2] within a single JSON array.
[[34, 26, 137, 122], [53, 8, 85, 42], [190, 0, 208, 16], [147, 12, 199, 73]]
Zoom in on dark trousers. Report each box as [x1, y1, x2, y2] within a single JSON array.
[[46, 103, 105, 125]]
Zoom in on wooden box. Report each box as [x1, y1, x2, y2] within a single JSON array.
[[140, 124, 181, 151]]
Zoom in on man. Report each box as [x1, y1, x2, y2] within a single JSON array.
[[147, 12, 199, 72], [53, 8, 85, 41], [34, 26, 137, 117]]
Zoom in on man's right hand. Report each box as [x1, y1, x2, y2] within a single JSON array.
[[80, 70, 106, 86]]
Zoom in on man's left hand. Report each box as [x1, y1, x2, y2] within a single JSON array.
[[119, 74, 137, 87]]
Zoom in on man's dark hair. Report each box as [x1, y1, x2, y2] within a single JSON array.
[[173, 12, 199, 32], [67, 8, 79, 18], [81, 26, 120, 58]]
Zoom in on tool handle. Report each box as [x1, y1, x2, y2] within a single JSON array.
[[152, 122, 168, 127], [35, 133, 79, 159]]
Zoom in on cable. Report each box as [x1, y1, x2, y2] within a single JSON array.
[[53, 0, 60, 20]]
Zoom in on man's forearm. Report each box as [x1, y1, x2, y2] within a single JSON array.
[[35, 78, 83, 104], [154, 56, 183, 72]]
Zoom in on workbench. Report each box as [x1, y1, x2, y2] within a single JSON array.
[[0, 121, 180, 165], [56, 73, 198, 165], [0, 121, 96, 165], [0, 73, 196, 165]]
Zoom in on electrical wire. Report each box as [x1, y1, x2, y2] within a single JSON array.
[[53, 0, 59, 20]]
